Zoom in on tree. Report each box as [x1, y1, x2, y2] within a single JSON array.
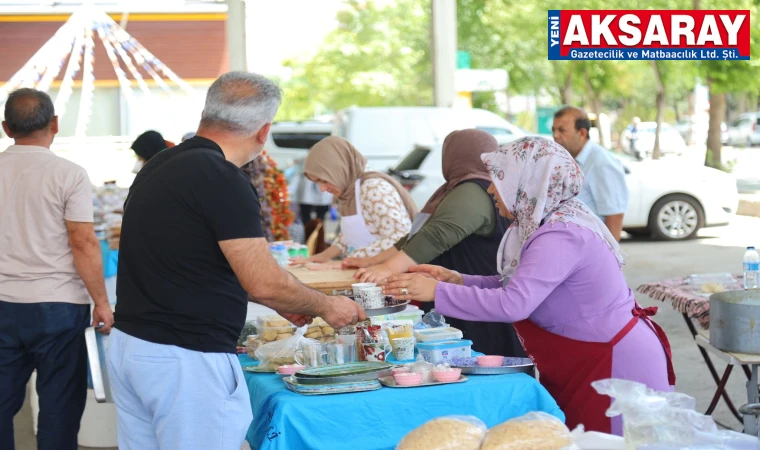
[[651, 61, 666, 160], [695, 0, 760, 168], [276, 0, 433, 121]]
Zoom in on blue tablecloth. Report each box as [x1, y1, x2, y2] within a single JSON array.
[[99, 239, 119, 278], [239, 355, 563, 450]]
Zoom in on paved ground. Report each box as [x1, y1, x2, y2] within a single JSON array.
[[625, 215, 760, 431]]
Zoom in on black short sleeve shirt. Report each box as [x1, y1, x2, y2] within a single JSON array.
[[114, 136, 264, 353]]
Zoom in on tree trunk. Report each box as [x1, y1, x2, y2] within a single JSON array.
[[706, 82, 725, 168], [687, 92, 696, 145], [651, 60, 665, 160], [583, 68, 603, 113], [505, 87, 512, 122], [673, 102, 680, 122], [561, 68, 573, 105]]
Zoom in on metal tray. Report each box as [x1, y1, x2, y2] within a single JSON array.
[[295, 361, 393, 378], [284, 377, 381, 395], [378, 375, 468, 388], [293, 369, 393, 385], [451, 357, 535, 375], [364, 299, 410, 317]]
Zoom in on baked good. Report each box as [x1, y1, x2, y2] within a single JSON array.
[[261, 329, 278, 341], [397, 417, 485, 450], [701, 283, 725, 294], [481, 414, 571, 450], [305, 331, 322, 339]]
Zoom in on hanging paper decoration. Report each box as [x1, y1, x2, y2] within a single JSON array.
[[0, 16, 79, 101], [1, 6, 195, 135], [75, 25, 96, 137], [241, 151, 295, 243], [54, 20, 86, 118], [94, 22, 134, 107]]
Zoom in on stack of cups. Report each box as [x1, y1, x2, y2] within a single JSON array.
[[352, 283, 385, 310]]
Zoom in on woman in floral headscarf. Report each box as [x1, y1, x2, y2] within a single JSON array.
[[383, 137, 675, 436]]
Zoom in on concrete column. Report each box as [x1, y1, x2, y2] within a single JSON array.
[[226, 0, 248, 71], [431, 0, 457, 108]]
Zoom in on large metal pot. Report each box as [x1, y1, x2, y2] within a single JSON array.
[[710, 289, 760, 354]]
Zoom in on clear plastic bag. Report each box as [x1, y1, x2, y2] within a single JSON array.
[[421, 310, 448, 329], [396, 415, 486, 450], [592, 379, 759, 449], [638, 429, 758, 450], [252, 326, 317, 372], [481, 412, 575, 450]]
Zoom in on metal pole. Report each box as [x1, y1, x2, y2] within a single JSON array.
[[431, 0, 457, 108], [226, 0, 248, 72]]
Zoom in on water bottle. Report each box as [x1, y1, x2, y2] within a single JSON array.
[[743, 246, 760, 289], [270, 244, 289, 267]]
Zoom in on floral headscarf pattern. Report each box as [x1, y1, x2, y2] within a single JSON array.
[[481, 137, 625, 284]]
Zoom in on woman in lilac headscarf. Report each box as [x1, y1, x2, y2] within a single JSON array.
[[383, 137, 675, 436]]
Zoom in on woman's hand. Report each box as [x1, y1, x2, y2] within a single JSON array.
[[353, 265, 394, 284], [409, 265, 464, 285], [289, 253, 330, 266], [383, 273, 438, 302], [342, 256, 374, 269]]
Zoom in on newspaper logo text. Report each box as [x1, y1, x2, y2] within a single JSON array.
[[563, 14, 746, 47]]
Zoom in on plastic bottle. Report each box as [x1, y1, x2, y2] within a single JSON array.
[[270, 244, 290, 267], [743, 246, 760, 289]]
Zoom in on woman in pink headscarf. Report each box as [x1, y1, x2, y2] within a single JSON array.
[[383, 137, 675, 436]]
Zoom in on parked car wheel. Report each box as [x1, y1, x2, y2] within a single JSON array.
[[648, 194, 704, 241]]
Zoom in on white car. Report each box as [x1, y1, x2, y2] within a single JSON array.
[[394, 146, 738, 241], [674, 118, 729, 145], [727, 112, 760, 147], [618, 153, 738, 240], [620, 122, 687, 159], [335, 107, 526, 171]]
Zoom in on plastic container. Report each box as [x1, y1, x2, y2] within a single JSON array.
[[417, 339, 473, 364], [270, 244, 290, 267], [685, 272, 737, 286], [744, 247, 760, 289], [414, 327, 464, 343]]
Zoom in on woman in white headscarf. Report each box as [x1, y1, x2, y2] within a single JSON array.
[[382, 137, 675, 436]]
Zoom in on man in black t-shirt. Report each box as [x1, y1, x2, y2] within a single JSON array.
[[106, 72, 366, 450]]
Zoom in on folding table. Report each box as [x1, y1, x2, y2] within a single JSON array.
[[637, 276, 754, 428]]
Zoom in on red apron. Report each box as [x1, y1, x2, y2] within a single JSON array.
[[513, 305, 676, 434]]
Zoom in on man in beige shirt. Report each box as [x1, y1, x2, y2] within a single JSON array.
[[0, 88, 114, 450]]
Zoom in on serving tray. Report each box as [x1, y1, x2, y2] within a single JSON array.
[[283, 376, 381, 395], [450, 357, 535, 375]]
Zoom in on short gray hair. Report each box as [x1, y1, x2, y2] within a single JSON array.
[[200, 71, 282, 135]]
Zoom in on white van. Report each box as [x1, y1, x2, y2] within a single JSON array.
[[333, 107, 526, 171], [264, 121, 333, 169]]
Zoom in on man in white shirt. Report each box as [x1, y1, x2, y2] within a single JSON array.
[[552, 106, 629, 241], [0, 88, 114, 450]]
